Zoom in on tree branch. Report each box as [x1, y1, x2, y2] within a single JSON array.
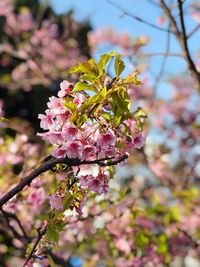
[[23, 225, 47, 267], [0, 155, 128, 208], [160, 0, 200, 91], [159, 0, 180, 36], [177, 0, 200, 91], [107, 0, 175, 34], [187, 24, 200, 39]]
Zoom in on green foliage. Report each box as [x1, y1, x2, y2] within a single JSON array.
[[68, 52, 143, 126], [114, 54, 125, 77], [72, 82, 98, 93], [46, 224, 60, 243]]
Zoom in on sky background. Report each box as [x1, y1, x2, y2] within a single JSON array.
[[49, 0, 199, 98]]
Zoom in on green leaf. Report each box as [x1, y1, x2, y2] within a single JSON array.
[[115, 55, 125, 77], [0, 117, 8, 123], [63, 192, 75, 210], [97, 54, 112, 74], [69, 62, 95, 75], [88, 58, 99, 75], [133, 107, 148, 119], [47, 255, 60, 267], [62, 99, 77, 112], [110, 87, 130, 115], [46, 224, 59, 243], [72, 82, 98, 93], [80, 73, 97, 83], [124, 71, 141, 85], [81, 86, 107, 112], [76, 114, 88, 127], [101, 113, 111, 121]]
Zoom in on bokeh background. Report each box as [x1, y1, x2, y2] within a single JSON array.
[[0, 0, 200, 266]]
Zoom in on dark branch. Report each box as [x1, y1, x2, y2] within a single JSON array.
[[0, 155, 128, 208], [177, 0, 200, 91], [160, 0, 200, 91], [23, 225, 47, 267]]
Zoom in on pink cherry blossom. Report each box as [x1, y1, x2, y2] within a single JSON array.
[[38, 110, 54, 130], [115, 238, 131, 254], [49, 194, 63, 211], [65, 141, 82, 159], [79, 174, 109, 194], [81, 145, 96, 160], [96, 130, 116, 149], [73, 93, 86, 107], [61, 123, 77, 141], [51, 145, 68, 158], [27, 188, 46, 211], [47, 96, 64, 114], [132, 133, 145, 149], [58, 80, 72, 98]]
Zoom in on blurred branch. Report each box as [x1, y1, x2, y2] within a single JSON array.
[[160, 0, 200, 92], [0, 45, 28, 59], [0, 155, 128, 208], [107, 0, 175, 34], [141, 52, 183, 58], [153, 23, 171, 94], [146, 0, 161, 9], [177, 0, 200, 90], [23, 225, 47, 267], [159, 0, 180, 35], [0, 208, 23, 240], [187, 24, 200, 39], [0, 208, 30, 241]]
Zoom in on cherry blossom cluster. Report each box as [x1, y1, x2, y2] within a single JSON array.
[[88, 27, 149, 55], [0, 0, 88, 91], [38, 77, 145, 198]]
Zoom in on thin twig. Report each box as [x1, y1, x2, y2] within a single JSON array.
[[140, 52, 183, 58], [187, 24, 200, 39], [107, 0, 175, 34], [23, 226, 47, 267], [153, 23, 171, 93]]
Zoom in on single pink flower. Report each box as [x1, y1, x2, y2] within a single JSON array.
[[49, 194, 63, 211], [133, 133, 145, 149], [58, 80, 72, 97], [65, 141, 82, 159], [96, 130, 116, 149], [51, 145, 68, 158], [79, 174, 109, 194], [62, 123, 77, 141], [27, 188, 46, 210], [81, 145, 96, 160], [38, 110, 54, 130], [47, 96, 64, 114], [73, 93, 86, 107]]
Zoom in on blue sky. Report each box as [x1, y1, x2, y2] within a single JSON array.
[[49, 0, 199, 98]]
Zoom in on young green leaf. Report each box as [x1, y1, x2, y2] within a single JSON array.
[[81, 86, 107, 112], [72, 81, 98, 93], [115, 55, 125, 77], [46, 224, 59, 243]]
